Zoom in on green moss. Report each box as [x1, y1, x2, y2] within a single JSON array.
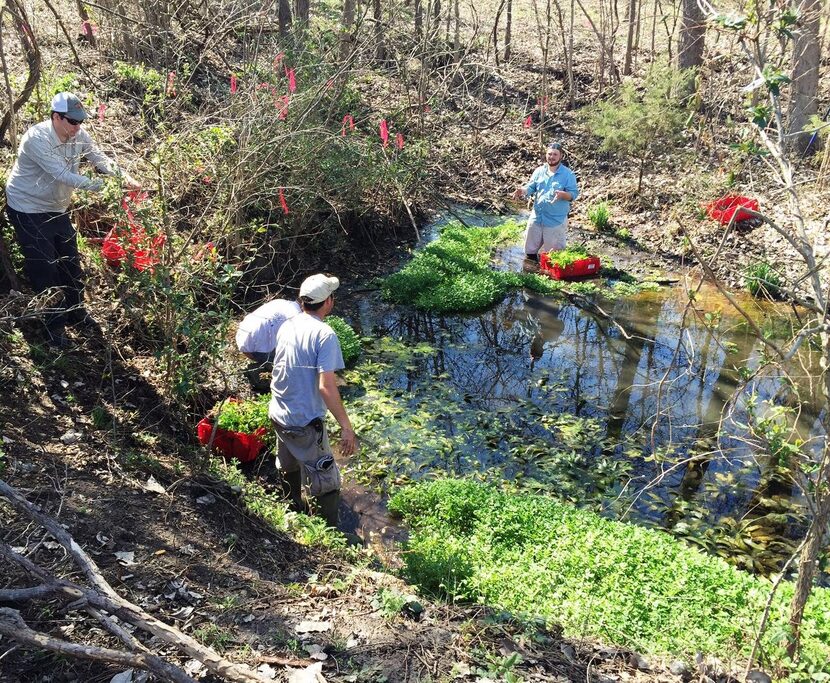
[[390, 480, 830, 677], [745, 261, 783, 299]]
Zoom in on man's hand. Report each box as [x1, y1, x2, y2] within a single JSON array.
[[554, 190, 571, 201], [512, 187, 525, 200], [339, 427, 357, 456], [123, 174, 142, 190]]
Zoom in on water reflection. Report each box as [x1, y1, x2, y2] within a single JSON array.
[[347, 245, 822, 578]]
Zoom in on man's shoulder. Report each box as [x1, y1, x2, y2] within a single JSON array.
[[256, 298, 300, 317], [288, 312, 331, 335], [21, 121, 52, 145]]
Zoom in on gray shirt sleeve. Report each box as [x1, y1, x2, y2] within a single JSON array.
[[317, 329, 346, 373], [21, 128, 104, 192], [79, 128, 119, 177]]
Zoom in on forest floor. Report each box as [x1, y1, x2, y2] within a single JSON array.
[[2, 1, 828, 681]]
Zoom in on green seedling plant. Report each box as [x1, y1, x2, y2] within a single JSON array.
[[545, 244, 590, 268], [209, 457, 356, 551], [215, 395, 270, 435], [371, 587, 409, 618], [382, 221, 562, 312], [587, 201, 612, 231], [192, 623, 234, 652], [744, 261, 783, 299]]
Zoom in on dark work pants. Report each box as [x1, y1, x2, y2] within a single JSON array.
[[6, 206, 84, 338]]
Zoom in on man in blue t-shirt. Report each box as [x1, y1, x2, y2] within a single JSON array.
[[513, 141, 579, 260], [268, 273, 357, 527]]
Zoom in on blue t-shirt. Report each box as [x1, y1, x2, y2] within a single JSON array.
[[269, 312, 345, 427], [525, 163, 579, 227]]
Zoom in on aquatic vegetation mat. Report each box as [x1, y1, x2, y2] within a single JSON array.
[[340, 331, 808, 577], [390, 479, 830, 678], [381, 221, 562, 312]]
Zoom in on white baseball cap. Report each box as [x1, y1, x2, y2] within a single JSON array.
[[299, 274, 340, 304], [51, 92, 87, 121]]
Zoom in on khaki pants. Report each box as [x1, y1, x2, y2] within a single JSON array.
[[524, 218, 568, 256], [272, 418, 341, 497]]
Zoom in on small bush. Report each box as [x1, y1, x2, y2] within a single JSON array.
[[327, 316, 361, 366], [744, 262, 782, 299], [587, 201, 612, 231], [112, 61, 164, 112]]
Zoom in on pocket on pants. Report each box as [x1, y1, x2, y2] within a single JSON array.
[[302, 453, 341, 497], [274, 420, 341, 496]]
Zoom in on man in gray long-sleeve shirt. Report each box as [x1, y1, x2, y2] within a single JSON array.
[[4, 91, 139, 347]]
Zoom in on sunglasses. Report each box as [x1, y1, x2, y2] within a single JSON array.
[[59, 113, 83, 126]]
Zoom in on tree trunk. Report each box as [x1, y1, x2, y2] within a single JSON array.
[[787, 469, 830, 657], [677, 0, 705, 72], [0, 211, 21, 292], [0, 0, 41, 147], [788, 0, 822, 154], [453, 0, 459, 53], [279, 0, 292, 36], [622, 0, 638, 75], [341, 0, 355, 61], [374, 0, 386, 61], [504, 0, 513, 61], [294, 0, 310, 25], [787, 329, 830, 658], [75, 0, 97, 47], [415, 0, 423, 37]]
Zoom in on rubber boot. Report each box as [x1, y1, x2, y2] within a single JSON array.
[[312, 490, 340, 528], [280, 470, 305, 513]]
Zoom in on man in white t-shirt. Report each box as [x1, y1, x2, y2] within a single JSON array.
[[269, 274, 356, 527], [235, 297, 300, 389]]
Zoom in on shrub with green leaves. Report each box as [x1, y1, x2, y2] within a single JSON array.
[[113, 61, 164, 110], [589, 65, 690, 192], [545, 244, 589, 268], [390, 480, 830, 677], [744, 262, 783, 299], [587, 201, 612, 231], [327, 316, 361, 366], [382, 221, 561, 312]]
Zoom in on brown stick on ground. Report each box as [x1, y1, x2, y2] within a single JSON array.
[[0, 479, 270, 683], [0, 607, 196, 683]]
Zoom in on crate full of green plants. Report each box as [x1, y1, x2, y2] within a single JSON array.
[[197, 395, 273, 463], [540, 245, 601, 280]]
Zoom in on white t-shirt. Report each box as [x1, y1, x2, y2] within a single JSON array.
[[235, 299, 300, 355], [269, 312, 345, 427]]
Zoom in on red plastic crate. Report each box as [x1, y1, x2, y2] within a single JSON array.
[[196, 418, 266, 463], [705, 195, 759, 225], [540, 253, 601, 280]]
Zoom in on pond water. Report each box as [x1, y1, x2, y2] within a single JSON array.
[[339, 209, 825, 580]]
